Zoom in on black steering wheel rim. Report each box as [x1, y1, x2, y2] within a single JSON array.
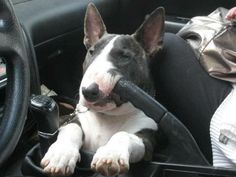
[[0, 0, 30, 167]]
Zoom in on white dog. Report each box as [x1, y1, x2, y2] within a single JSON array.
[[41, 3, 165, 177]]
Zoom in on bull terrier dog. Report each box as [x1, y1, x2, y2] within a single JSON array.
[[41, 3, 165, 177]]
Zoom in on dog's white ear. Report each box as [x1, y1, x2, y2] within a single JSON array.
[[133, 7, 165, 57], [84, 3, 107, 49]]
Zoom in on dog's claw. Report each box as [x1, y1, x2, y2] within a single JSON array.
[[65, 166, 71, 175], [119, 159, 129, 174], [119, 159, 124, 166], [106, 159, 112, 164], [55, 167, 60, 174], [41, 159, 50, 168], [50, 167, 55, 173]]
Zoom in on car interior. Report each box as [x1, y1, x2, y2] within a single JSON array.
[[1, 0, 236, 177]]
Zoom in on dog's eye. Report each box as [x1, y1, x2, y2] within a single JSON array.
[[121, 52, 130, 58], [119, 50, 133, 59], [89, 49, 94, 55], [110, 49, 134, 65]]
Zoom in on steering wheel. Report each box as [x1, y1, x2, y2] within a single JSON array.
[[0, 0, 30, 167]]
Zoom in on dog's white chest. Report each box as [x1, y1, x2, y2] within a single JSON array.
[[77, 103, 157, 152], [78, 111, 124, 151]]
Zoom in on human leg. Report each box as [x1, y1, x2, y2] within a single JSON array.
[[151, 33, 232, 163]]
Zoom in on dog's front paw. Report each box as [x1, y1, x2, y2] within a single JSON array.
[[91, 145, 129, 177], [41, 141, 80, 176]]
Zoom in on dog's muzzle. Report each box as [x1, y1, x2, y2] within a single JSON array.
[[81, 82, 127, 107]]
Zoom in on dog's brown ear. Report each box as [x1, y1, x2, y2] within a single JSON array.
[[133, 7, 165, 57], [84, 3, 107, 49]]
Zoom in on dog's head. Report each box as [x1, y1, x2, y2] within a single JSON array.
[[78, 3, 165, 113]]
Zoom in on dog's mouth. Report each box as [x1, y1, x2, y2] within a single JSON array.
[[79, 82, 126, 112], [97, 92, 125, 107], [83, 92, 125, 108]]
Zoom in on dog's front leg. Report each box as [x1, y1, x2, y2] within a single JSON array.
[[91, 131, 145, 177], [41, 123, 83, 176]]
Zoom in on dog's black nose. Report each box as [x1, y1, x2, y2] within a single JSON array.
[[82, 83, 100, 102]]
